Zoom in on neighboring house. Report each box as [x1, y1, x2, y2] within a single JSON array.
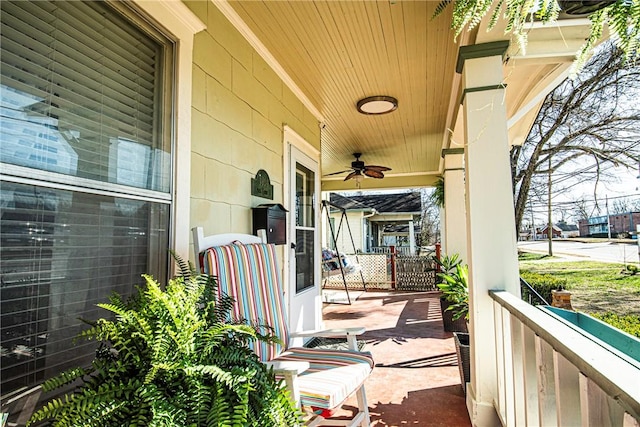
[[538, 224, 562, 239], [326, 192, 422, 255], [578, 212, 640, 237], [556, 221, 579, 238]]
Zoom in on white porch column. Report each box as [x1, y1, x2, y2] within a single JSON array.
[[442, 149, 467, 262], [408, 220, 416, 255], [458, 41, 521, 426]]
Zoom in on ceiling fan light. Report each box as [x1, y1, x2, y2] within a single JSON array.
[[354, 172, 363, 188], [357, 96, 398, 115]]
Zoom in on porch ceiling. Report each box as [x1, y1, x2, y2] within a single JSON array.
[[224, 1, 595, 192]]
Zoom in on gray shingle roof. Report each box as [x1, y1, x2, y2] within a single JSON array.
[[330, 192, 422, 214]]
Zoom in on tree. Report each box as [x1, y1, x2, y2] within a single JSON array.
[[571, 198, 599, 223], [511, 44, 640, 232], [419, 189, 441, 246], [612, 197, 632, 214]]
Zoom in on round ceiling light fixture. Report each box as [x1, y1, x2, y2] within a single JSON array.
[[356, 95, 398, 115]]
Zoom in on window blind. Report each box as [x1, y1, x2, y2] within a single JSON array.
[[0, 0, 172, 405], [0, 0, 170, 192]]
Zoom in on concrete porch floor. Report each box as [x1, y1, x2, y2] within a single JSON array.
[[321, 290, 472, 426]]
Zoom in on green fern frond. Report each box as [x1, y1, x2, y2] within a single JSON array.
[[185, 364, 248, 389], [170, 249, 195, 279], [40, 367, 87, 392], [207, 388, 228, 426], [231, 381, 250, 426], [432, 0, 453, 19], [487, 0, 505, 30], [28, 397, 67, 425], [571, 9, 607, 77], [96, 302, 130, 319]]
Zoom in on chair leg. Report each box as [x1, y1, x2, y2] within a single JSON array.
[[355, 385, 370, 427]]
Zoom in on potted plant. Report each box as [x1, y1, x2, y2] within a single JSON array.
[[435, 258, 471, 394], [437, 262, 469, 324], [433, 254, 468, 332], [28, 255, 301, 427]]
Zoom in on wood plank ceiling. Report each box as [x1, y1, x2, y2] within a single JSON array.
[[228, 0, 462, 188]]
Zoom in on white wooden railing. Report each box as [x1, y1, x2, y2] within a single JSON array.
[[489, 291, 640, 426]]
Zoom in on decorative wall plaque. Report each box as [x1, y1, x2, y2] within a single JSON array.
[[251, 169, 274, 199]]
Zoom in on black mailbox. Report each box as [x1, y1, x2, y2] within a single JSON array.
[[252, 204, 287, 245]]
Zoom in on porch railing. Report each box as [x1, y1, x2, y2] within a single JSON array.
[[489, 290, 640, 426], [370, 246, 412, 256]]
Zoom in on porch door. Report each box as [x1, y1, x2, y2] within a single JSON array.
[[288, 143, 321, 338]]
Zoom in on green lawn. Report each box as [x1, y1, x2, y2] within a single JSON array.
[[519, 259, 640, 317]]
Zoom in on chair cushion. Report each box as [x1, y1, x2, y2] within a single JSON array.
[[202, 243, 289, 362], [275, 347, 374, 409]]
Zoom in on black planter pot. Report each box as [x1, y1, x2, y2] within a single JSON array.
[[453, 332, 470, 395], [440, 297, 468, 333]]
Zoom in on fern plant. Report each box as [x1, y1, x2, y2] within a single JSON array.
[[434, 0, 640, 75], [28, 255, 300, 427]]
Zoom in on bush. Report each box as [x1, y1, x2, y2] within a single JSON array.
[[589, 312, 640, 338], [520, 272, 567, 305]]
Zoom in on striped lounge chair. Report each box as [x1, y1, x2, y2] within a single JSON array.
[[192, 227, 374, 426]]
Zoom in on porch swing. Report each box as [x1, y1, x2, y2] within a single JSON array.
[[321, 200, 366, 304]]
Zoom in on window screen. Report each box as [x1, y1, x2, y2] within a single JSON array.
[[0, 0, 173, 407]]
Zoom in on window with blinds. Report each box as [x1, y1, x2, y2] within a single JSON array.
[[0, 0, 173, 405]]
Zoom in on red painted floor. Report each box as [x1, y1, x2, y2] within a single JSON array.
[[321, 290, 472, 427]]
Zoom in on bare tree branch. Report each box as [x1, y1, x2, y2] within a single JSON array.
[[513, 43, 640, 231]]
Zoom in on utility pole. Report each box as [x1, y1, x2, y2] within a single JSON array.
[[548, 153, 553, 256], [606, 195, 612, 240], [530, 200, 536, 241]]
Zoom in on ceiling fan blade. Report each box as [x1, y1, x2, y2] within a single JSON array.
[[324, 169, 353, 176], [344, 171, 359, 181], [364, 165, 391, 172], [364, 169, 384, 179]]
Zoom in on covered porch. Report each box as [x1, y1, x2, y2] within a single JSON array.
[[3, 0, 640, 425]]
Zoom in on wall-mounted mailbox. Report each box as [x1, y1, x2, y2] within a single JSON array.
[[252, 204, 287, 245]]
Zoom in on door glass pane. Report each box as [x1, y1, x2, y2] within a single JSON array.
[[294, 162, 315, 293], [295, 163, 314, 228], [295, 229, 315, 293]]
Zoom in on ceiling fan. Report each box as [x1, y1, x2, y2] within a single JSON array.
[[324, 153, 391, 181]]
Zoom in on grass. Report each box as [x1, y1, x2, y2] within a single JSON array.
[[518, 252, 554, 261], [519, 259, 640, 317]]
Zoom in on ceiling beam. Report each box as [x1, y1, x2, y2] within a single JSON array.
[[321, 174, 440, 192]]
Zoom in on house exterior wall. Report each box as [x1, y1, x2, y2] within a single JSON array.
[[329, 212, 364, 254], [185, 2, 320, 256], [609, 212, 640, 237], [578, 212, 640, 237]]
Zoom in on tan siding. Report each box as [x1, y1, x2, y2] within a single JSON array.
[[187, 2, 320, 241], [330, 212, 364, 254]]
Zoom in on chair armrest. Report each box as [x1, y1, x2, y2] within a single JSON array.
[[264, 360, 309, 375], [290, 327, 365, 351], [264, 360, 309, 408], [289, 327, 365, 338]]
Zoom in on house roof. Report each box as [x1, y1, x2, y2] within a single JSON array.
[[556, 222, 579, 232], [330, 192, 422, 214]]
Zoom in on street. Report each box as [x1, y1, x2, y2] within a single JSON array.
[[518, 240, 640, 264]]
